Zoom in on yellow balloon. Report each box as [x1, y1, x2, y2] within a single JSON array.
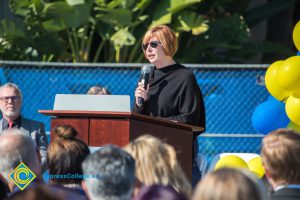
[[293, 90, 300, 98], [293, 20, 300, 50], [286, 95, 300, 125], [287, 121, 300, 133], [265, 60, 291, 101], [247, 157, 265, 179], [215, 155, 248, 170], [277, 56, 300, 92]]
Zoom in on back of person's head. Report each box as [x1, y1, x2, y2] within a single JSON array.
[[0, 129, 41, 183], [193, 168, 263, 200], [82, 145, 135, 200], [87, 86, 111, 95], [261, 128, 300, 185], [48, 125, 90, 185], [134, 184, 187, 200], [123, 135, 192, 198]]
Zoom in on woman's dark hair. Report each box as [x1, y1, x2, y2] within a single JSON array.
[[134, 184, 187, 200], [47, 125, 90, 185]]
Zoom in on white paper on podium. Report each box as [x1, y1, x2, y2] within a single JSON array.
[[53, 94, 130, 112]]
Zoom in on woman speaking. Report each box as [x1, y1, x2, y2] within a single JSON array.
[[134, 25, 205, 129]]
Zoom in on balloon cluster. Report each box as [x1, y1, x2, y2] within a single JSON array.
[[215, 155, 265, 178], [252, 21, 300, 134]]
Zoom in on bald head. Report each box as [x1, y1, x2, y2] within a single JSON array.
[[0, 129, 41, 182]]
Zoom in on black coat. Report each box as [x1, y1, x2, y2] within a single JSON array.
[[134, 63, 205, 129]]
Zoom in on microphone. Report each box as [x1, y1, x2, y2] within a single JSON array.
[[138, 65, 152, 105]]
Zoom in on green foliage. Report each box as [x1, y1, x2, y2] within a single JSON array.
[[0, 0, 296, 63], [244, 0, 299, 27]]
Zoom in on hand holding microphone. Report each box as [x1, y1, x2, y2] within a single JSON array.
[[135, 65, 152, 107]]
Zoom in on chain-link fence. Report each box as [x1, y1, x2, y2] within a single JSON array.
[[0, 61, 269, 161]]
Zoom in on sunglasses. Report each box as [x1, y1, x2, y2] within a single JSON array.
[[0, 96, 21, 103], [142, 41, 161, 51]]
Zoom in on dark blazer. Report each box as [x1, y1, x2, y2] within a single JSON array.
[[271, 187, 300, 200], [0, 116, 48, 171]]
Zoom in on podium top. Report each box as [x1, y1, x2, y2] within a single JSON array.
[[53, 94, 130, 112]]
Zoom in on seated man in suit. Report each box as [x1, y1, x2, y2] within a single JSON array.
[[0, 83, 48, 170], [261, 128, 300, 200]]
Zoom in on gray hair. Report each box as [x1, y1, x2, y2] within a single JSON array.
[[82, 145, 135, 200], [0, 83, 23, 101], [0, 129, 39, 182]]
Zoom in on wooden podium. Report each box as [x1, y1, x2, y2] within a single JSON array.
[[39, 110, 204, 180]]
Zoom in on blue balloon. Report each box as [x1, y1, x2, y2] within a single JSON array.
[[297, 51, 300, 56], [252, 100, 289, 134], [266, 95, 277, 102]]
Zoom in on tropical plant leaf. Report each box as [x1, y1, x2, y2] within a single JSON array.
[[66, 0, 85, 6], [128, 15, 149, 28], [169, 0, 202, 14], [176, 11, 208, 35], [110, 28, 135, 48], [32, 0, 44, 14], [9, 0, 32, 16], [133, 0, 151, 12], [0, 19, 26, 39], [151, 0, 171, 25], [96, 9, 132, 27], [120, 0, 135, 9], [95, 20, 115, 40], [42, 2, 90, 31], [107, 0, 123, 9]]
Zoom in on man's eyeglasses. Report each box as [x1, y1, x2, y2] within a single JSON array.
[[142, 41, 161, 51], [0, 96, 21, 103]]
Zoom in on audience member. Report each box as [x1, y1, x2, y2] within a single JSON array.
[[82, 145, 135, 200], [134, 184, 187, 200], [0, 83, 48, 170], [124, 135, 192, 198], [7, 185, 63, 200], [0, 129, 43, 192], [87, 86, 111, 95], [47, 125, 90, 195], [193, 168, 265, 200], [0, 129, 89, 199], [261, 128, 300, 199]]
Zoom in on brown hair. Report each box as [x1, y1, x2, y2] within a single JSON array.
[[87, 86, 111, 95], [261, 128, 300, 184], [193, 168, 263, 200], [123, 135, 191, 198], [142, 25, 178, 57], [47, 125, 90, 185]]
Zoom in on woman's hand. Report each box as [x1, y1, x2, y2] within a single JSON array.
[[135, 82, 149, 107]]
